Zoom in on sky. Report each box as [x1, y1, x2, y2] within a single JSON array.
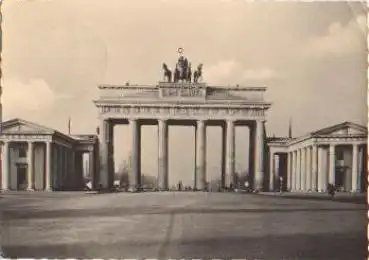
[[2, 1, 367, 186]]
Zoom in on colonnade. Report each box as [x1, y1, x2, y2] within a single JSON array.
[[99, 118, 266, 191], [1, 141, 52, 190], [282, 143, 364, 192], [0, 141, 88, 191]]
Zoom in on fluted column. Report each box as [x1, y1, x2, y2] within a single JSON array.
[[1, 141, 9, 190], [89, 149, 95, 190], [269, 152, 274, 191], [287, 152, 292, 191], [306, 146, 312, 191], [195, 120, 206, 190], [129, 119, 140, 191], [296, 149, 301, 191], [317, 146, 325, 191], [351, 143, 359, 192], [254, 120, 264, 191], [226, 120, 235, 188], [221, 124, 226, 189], [27, 141, 34, 190], [99, 119, 110, 189], [45, 141, 52, 191], [248, 125, 255, 189], [58, 146, 63, 189], [328, 144, 336, 185], [291, 151, 296, 191], [300, 147, 307, 191], [64, 148, 68, 190], [158, 119, 168, 191], [311, 145, 318, 191]]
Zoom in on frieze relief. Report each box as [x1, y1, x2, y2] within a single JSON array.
[[161, 87, 203, 97], [100, 105, 265, 118]]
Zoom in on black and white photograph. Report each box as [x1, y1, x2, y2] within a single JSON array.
[[0, 1, 367, 259]]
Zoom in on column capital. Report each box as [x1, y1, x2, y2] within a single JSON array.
[[197, 120, 205, 127], [158, 118, 168, 123]]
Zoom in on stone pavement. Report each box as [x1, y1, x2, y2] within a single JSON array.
[[256, 191, 366, 204], [0, 192, 366, 259]]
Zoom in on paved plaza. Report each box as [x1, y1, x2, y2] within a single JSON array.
[[0, 192, 366, 259]]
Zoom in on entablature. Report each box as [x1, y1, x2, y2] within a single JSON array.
[[96, 104, 268, 121]]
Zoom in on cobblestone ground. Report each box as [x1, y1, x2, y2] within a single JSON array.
[[0, 192, 366, 259]]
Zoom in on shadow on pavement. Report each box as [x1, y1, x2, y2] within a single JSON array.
[[2, 231, 365, 259]]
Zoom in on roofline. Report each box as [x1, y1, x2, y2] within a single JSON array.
[[92, 100, 273, 108], [98, 84, 268, 91]]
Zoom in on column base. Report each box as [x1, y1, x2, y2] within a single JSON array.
[[44, 188, 53, 192], [1, 189, 9, 192], [26, 188, 35, 192]]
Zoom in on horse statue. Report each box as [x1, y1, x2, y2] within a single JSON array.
[[193, 63, 203, 83], [162, 63, 172, 82], [186, 62, 192, 82]]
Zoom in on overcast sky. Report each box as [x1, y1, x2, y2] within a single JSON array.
[[2, 1, 367, 186]]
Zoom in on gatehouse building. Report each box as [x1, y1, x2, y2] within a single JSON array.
[[0, 53, 366, 193]]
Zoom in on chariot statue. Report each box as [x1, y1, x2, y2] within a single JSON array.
[[161, 48, 203, 84]]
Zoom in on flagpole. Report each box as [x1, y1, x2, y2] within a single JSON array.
[[68, 117, 71, 135]]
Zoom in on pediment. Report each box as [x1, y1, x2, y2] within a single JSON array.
[[2, 118, 55, 135], [311, 122, 367, 136]]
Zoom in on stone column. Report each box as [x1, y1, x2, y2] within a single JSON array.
[[254, 120, 264, 191], [221, 124, 226, 189], [287, 152, 292, 191], [158, 119, 168, 191], [248, 124, 255, 188], [351, 143, 359, 192], [89, 149, 95, 190], [45, 141, 52, 191], [317, 146, 325, 191], [27, 141, 34, 190], [358, 145, 364, 192], [70, 149, 75, 190], [291, 151, 296, 191], [269, 152, 274, 191], [328, 144, 336, 185], [296, 149, 301, 191], [300, 148, 306, 191], [311, 145, 318, 191], [1, 141, 9, 190], [129, 119, 140, 191], [99, 119, 110, 189], [306, 146, 312, 191], [58, 146, 63, 189], [195, 120, 206, 190], [226, 120, 235, 188], [64, 148, 69, 190]]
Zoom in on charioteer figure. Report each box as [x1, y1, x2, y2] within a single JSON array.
[[162, 48, 203, 84]]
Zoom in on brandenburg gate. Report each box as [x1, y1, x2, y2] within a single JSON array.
[[94, 53, 271, 191]]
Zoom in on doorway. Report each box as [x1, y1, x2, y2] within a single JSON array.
[[17, 164, 27, 190]]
